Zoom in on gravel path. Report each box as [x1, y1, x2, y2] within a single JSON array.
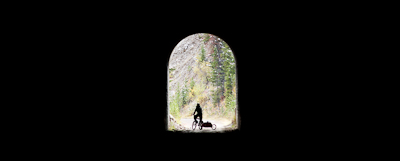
[[178, 117, 232, 133]]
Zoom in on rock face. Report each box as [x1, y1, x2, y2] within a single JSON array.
[[168, 34, 202, 97]]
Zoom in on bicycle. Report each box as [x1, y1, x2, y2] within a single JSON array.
[[192, 115, 216, 130]]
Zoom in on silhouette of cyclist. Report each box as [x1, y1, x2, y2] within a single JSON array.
[[193, 103, 203, 124]]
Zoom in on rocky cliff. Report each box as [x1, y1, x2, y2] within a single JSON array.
[[168, 33, 217, 109]]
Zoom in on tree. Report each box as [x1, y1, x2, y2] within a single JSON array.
[[210, 47, 219, 85], [190, 78, 195, 90], [221, 41, 235, 96], [208, 38, 236, 109], [210, 39, 236, 108], [200, 45, 206, 62], [211, 46, 223, 107], [188, 78, 195, 103], [211, 88, 222, 107], [182, 79, 189, 106], [217, 40, 236, 114], [176, 83, 182, 109]]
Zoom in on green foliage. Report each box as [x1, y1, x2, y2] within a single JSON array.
[[182, 79, 189, 105], [224, 74, 232, 95], [208, 39, 236, 108], [224, 90, 235, 113], [193, 82, 205, 97], [232, 74, 236, 87], [169, 68, 176, 79], [210, 47, 219, 85], [189, 86, 194, 102], [210, 44, 226, 106], [173, 81, 190, 110], [200, 46, 206, 62], [169, 80, 189, 121], [176, 83, 182, 108], [211, 87, 223, 107], [222, 42, 235, 95], [219, 40, 236, 116], [211, 89, 217, 106], [190, 78, 195, 89], [193, 81, 206, 105], [204, 34, 210, 43], [188, 78, 196, 103], [169, 92, 181, 121]]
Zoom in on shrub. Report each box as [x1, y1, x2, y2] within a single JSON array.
[[189, 87, 194, 102], [169, 94, 181, 121], [193, 81, 207, 105], [197, 93, 207, 106], [193, 82, 205, 98]]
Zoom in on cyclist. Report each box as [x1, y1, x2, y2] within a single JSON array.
[[193, 103, 203, 124]]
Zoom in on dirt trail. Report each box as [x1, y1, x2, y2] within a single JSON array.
[[179, 116, 232, 133]]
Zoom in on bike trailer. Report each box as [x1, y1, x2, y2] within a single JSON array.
[[202, 121, 212, 127]]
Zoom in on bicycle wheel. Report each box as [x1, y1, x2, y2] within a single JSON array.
[[192, 121, 196, 130], [212, 124, 216, 130], [199, 124, 203, 130]]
